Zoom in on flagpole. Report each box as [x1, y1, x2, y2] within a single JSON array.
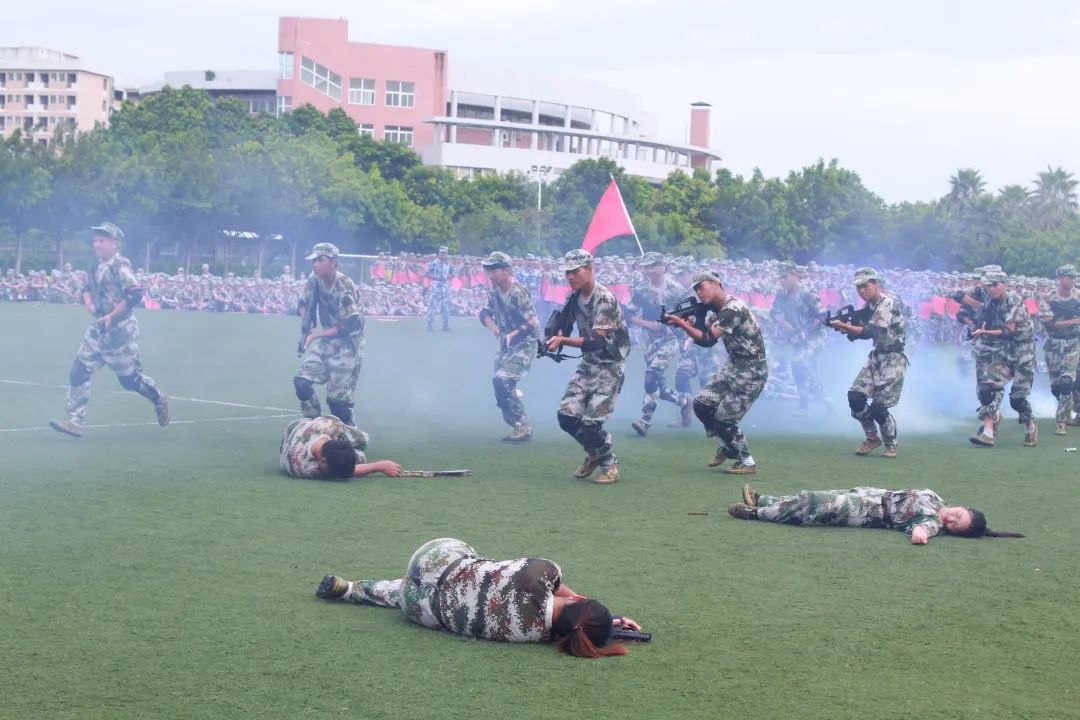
[[610, 173, 644, 256]]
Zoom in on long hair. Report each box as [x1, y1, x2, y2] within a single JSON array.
[[959, 508, 1025, 538], [550, 599, 628, 659]]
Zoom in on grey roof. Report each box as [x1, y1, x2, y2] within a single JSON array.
[[0, 47, 108, 75]]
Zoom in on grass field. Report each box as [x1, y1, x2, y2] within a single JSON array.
[[1, 303, 1078, 720]]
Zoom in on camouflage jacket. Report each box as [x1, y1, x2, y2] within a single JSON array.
[[710, 295, 768, 368], [279, 417, 368, 478], [482, 281, 538, 339], [769, 286, 826, 340], [1037, 287, 1080, 340], [626, 276, 687, 338], [84, 254, 140, 319], [439, 554, 563, 642], [864, 291, 906, 353], [426, 259, 453, 286], [569, 282, 631, 365], [299, 271, 363, 339], [977, 290, 1033, 348]]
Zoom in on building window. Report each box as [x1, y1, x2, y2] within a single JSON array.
[[101, 99, 106, 111], [248, 98, 272, 114], [278, 52, 294, 80], [384, 125, 413, 146], [67, 73, 76, 86], [276, 95, 292, 115], [299, 56, 342, 101], [348, 78, 375, 105], [26, 72, 35, 83], [358, 123, 374, 138], [385, 81, 415, 108]]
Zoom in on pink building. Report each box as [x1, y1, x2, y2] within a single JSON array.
[[277, 17, 446, 149], [0, 47, 113, 146], [275, 17, 717, 182]]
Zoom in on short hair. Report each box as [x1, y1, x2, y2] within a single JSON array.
[[321, 440, 356, 478]]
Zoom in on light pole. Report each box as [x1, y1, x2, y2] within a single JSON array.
[[530, 164, 553, 211]]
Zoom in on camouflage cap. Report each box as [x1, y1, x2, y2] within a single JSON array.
[[560, 249, 593, 272], [776, 260, 797, 274], [481, 251, 512, 269], [691, 270, 721, 289], [1056, 264, 1077, 278], [976, 264, 1002, 273], [853, 267, 879, 286], [438, 245, 449, 254], [305, 242, 339, 261], [90, 221, 124, 241], [982, 270, 1008, 285], [640, 251, 664, 267]]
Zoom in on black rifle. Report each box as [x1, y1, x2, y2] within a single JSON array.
[[966, 299, 1009, 341], [537, 290, 582, 363], [659, 294, 709, 329], [1048, 299, 1080, 338], [823, 304, 873, 342]]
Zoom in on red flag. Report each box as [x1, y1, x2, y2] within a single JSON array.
[[582, 179, 637, 254]]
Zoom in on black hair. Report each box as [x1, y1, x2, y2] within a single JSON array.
[[550, 599, 625, 657], [321, 440, 356, 479], [957, 508, 1025, 538]]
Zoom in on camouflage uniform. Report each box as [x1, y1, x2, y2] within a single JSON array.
[[695, 295, 768, 464], [425, 255, 453, 330], [1037, 282, 1080, 424], [481, 277, 538, 432], [746, 487, 947, 540], [556, 282, 632, 471], [974, 290, 1035, 425], [63, 251, 165, 426], [341, 538, 562, 643], [626, 273, 690, 428], [279, 416, 368, 478], [768, 285, 827, 410], [847, 287, 907, 449], [295, 268, 365, 426]]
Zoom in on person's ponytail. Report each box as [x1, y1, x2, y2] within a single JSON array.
[[551, 599, 628, 658], [964, 509, 1025, 539]]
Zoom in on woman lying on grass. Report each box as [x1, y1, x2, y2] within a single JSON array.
[[728, 485, 1024, 545], [315, 537, 644, 658]]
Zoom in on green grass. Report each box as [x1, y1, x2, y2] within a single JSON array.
[[1, 303, 1077, 720]]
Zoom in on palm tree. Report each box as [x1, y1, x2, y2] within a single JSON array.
[[945, 168, 987, 214], [996, 184, 1031, 228], [1032, 165, 1078, 229]]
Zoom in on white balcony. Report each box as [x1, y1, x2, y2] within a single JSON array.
[[25, 103, 41, 112], [66, 105, 78, 113], [25, 81, 43, 90]]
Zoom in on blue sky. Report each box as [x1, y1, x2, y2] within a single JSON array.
[[5, 0, 1078, 202]]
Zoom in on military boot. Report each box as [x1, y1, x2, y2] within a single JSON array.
[[315, 575, 350, 600]]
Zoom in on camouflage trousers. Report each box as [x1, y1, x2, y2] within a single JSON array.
[[752, 488, 889, 528], [296, 335, 364, 418], [778, 333, 826, 409], [1044, 336, 1080, 423], [345, 538, 476, 634], [975, 341, 1035, 423], [850, 350, 906, 446], [426, 286, 451, 329], [558, 359, 627, 468], [639, 333, 684, 425], [695, 359, 767, 463], [66, 315, 162, 425], [493, 338, 534, 428], [675, 343, 723, 394]]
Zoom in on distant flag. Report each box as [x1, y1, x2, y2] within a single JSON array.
[[581, 176, 644, 256]]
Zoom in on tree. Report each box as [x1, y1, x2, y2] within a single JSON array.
[[1031, 165, 1078, 230]]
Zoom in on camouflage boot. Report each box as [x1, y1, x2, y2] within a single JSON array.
[[49, 419, 83, 438], [708, 447, 729, 467], [727, 503, 757, 520], [593, 464, 619, 484], [855, 438, 882, 456], [573, 455, 598, 479], [1024, 421, 1039, 447], [154, 393, 171, 427], [315, 575, 351, 600], [502, 424, 533, 442], [631, 418, 649, 436], [301, 397, 322, 419]]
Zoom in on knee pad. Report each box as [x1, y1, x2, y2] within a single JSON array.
[[557, 412, 581, 437], [117, 373, 141, 391], [69, 360, 92, 387], [714, 421, 737, 443], [327, 399, 354, 425], [674, 370, 693, 394], [977, 383, 995, 407], [847, 391, 868, 413], [643, 369, 662, 395], [577, 420, 605, 450], [1051, 378, 1073, 399], [692, 397, 715, 426], [1009, 394, 1031, 416], [492, 378, 513, 408], [293, 376, 315, 401], [868, 401, 890, 424]]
